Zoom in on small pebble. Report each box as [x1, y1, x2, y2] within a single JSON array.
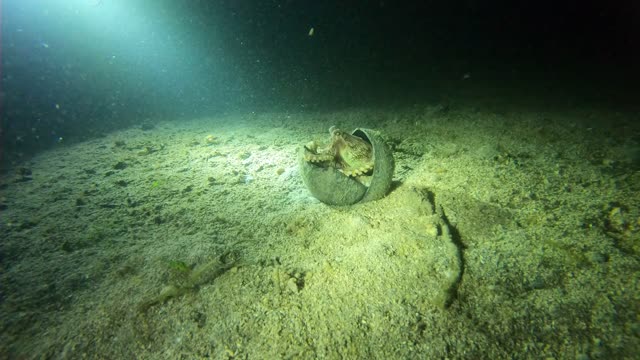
[[286, 278, 299, 294]]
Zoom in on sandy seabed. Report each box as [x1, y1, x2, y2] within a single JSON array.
[[1, 104, 639, 359]]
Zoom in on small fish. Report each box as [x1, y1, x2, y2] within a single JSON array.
[[308, 27, 314, 37]]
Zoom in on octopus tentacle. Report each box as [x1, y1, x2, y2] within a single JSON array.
[[305, 152, 334, 162], [340, 163, 374, 176], [304, 141, 336, 163], [303, 127, 374, 178]]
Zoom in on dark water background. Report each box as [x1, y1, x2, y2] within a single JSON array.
[[2, 0, 639, 166]]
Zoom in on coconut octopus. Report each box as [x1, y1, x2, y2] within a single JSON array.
[[303, 126, 374, 177]]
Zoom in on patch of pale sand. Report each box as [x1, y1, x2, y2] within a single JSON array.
[[1, 107, 638, 358]]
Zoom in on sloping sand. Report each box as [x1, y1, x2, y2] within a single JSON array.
[[1, 105, 638, 359]]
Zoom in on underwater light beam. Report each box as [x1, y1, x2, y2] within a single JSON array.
[[3, 0, 232, 117]]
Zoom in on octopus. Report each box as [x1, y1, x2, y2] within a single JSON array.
[[304, 126, 374, 177]]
